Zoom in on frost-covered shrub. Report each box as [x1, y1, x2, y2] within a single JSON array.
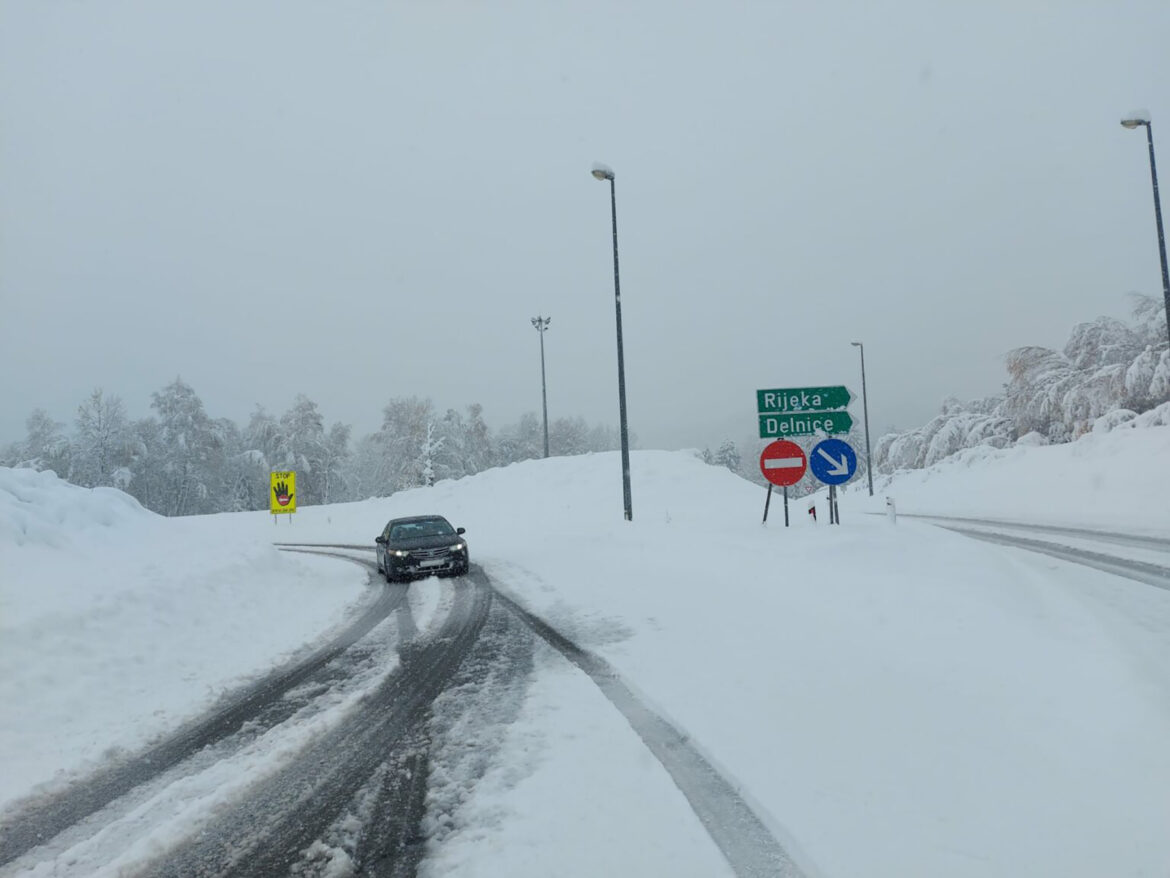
[[1134, 400, 1170, 428], [1015, 431, 1049, 447], [1091, 409, 1137, 433]]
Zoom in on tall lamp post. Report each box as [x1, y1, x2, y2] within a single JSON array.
[[851, 341, 874, 496], [531, 315, 551, 458], [1121, 114, 1170, 349], [591, 162, 633, 521]]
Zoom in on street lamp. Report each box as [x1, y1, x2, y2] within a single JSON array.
[[531, 315, 551, 458], [851, 341, 874, 496], [591, 162, 633, 521], [1121, 113, 1170, 348]]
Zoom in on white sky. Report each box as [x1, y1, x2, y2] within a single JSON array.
[[2, 1, 1168, 448]]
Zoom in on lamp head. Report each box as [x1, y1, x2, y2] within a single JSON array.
[[1121, 111, 1151, 129], [851, 341, 862, 347], [591, 162, 615, 181]]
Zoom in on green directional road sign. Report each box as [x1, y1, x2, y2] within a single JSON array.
[[757, 386, 852, 414], [758, 410, 854, 439]]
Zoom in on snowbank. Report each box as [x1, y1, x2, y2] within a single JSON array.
[[0, 467, 369, 808], [863, 421, 1170, 533]]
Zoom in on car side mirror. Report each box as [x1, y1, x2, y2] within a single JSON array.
[[375, 535, 387, 544], [456, 527, 466, 535]]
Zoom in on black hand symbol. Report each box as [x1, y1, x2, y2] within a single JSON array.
[[274, 481, 293, 503]]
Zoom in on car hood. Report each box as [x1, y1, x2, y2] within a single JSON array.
[[388, 534, 463, 550]]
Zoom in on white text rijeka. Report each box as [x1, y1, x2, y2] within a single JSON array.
[[760, 391, 823, 412]]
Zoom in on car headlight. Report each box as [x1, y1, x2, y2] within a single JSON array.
[[450, 542, 466, 552], [390, 549, 410, 558]]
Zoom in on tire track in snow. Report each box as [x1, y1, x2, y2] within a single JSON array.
[[900, 513, 1170, 555], [933, 525, 1170, 591], [0, 555, 403, 867], [285, 547, 816, 877], [148, 575, 492, 878], [487, 579, 813, 878]]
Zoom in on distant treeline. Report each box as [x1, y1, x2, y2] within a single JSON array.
[[0, 385, 630, 516]]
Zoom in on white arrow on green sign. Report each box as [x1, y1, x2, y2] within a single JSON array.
[[759, 410, 854, 438], [757, 386, 853, 413]]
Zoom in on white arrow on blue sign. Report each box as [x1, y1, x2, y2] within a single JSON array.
[[809, 438, 857, 486]]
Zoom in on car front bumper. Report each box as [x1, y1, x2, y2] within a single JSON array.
[[386, 550, 468, 578]]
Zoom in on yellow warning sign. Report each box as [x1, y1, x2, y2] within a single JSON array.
[[270, 471, 297, 514]]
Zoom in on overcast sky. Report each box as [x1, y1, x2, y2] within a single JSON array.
[[2, 1, 1168, 452]]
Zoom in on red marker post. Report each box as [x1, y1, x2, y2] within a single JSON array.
[[759, 440, 807, 526]]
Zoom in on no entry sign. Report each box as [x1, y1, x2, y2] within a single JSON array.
[[759, 440, 807, 487]]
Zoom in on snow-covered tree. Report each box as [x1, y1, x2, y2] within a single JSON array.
[[319, 422, 351, 504], [419, 422, 444, 486], [379, 396, 436, 490], [495, 412, 542, 465], [431, 408, 468, 482], [345, 433, 396, 500], [463, 403, 494, 474], [14, 409, 72, 476], [244, 406, 281, 470], [277, 395, 328, 505], [874, 295, 1170, 477], [149, 378, 223, 516], [549, 416, 590, 457], [714, 439, 741, 473], [73, 389, 131, 488]]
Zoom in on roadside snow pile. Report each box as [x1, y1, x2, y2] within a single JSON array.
[[864, 419, 1170, 532], [0, 466, 369, 810], [0, 466, 155, 548]]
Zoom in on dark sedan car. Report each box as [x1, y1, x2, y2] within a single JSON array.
[[375, 515, 469, 581]]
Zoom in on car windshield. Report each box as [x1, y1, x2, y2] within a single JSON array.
[[391, 520, 454, 540]]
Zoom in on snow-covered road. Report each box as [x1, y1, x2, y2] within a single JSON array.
[[5, 435, 1170, 877], [1, 555, 794, 878]]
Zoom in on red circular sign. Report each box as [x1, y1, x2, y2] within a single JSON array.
[[759, 440, 807, 486]]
